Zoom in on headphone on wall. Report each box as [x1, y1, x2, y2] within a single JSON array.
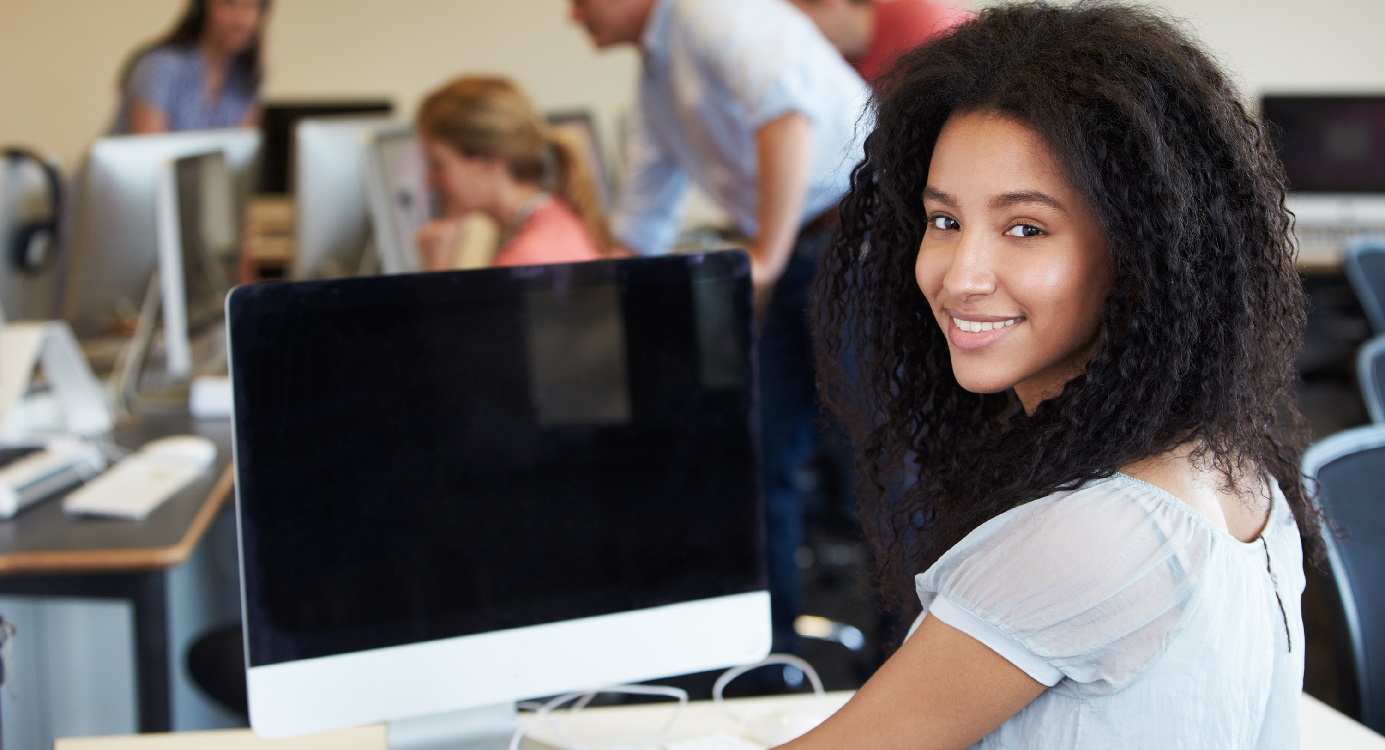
[[2, 147, 63, 274]]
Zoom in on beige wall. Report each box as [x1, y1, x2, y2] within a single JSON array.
[[1, 0, 1382, 174], [0, 0, 640, 172]]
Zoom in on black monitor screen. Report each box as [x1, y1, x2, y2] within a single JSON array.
[[228, 252, 764, 667], [1261, 95, 1385, 193], [258, 99, 393, 194]]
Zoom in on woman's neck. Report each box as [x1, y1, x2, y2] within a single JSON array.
[[492, 182, 546, 234], [842, 3, 876, 60], [198, 36, 234, 101], [1121, 442, 1271, 543], [199, 35, 234, 72]]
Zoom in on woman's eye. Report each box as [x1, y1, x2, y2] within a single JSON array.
[[928, 215, 959, 232], [1004, 224, 1044, 238]]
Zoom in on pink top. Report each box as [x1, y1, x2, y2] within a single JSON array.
[[492, 197, 604, 268], [854, 0, 970, 85]]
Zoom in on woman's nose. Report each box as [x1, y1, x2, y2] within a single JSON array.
[[941, 231, 998, 299]]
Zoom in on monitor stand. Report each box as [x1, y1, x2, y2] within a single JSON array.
[[113, 271, 228, 416], [386, 703, 519, 750]]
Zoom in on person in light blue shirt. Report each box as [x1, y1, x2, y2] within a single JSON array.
[[112, 0, 269, 135], [569, 0, 871, 656], [604, 0, 870, 259]]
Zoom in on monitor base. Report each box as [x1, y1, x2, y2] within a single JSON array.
[[387, 703, 517, 750]]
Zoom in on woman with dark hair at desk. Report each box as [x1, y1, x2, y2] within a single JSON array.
[[111, 0, 269, 135], [413, 75, 613, 270], [783, 3, 1320, 747]]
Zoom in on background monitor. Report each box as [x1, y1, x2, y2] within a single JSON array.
[[257, 99, 393, 195], [62, 129, 260, 339], [363, 124, 430, 275], [227, 251, 770, 743], [1262, 94, 1385, 194], [155, 150, 239, 379], [292, 116, 394, 280]]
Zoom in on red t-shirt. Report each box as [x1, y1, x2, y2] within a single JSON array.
[[492, 197, 604, 268], [853, 0, 971, 85]]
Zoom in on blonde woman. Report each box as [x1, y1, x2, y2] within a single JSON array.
[[414, 76, 612, 269]]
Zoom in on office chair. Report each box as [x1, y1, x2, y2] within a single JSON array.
[[1356, 335, 1385, 423], [186, 622, 247, 718], [1341, 235, 1385, 335], [1303, 424, 1385, 733]]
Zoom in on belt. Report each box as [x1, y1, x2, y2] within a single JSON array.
[[802, 204, 840, 236]]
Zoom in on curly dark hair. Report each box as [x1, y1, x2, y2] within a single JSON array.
[[813, 1, 1320, 620]]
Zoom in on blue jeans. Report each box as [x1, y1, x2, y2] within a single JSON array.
[[758, 227, 832, 654]]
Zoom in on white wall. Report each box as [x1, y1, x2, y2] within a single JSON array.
[[2, 0, 1383, 174]]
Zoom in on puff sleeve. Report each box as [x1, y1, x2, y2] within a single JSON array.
[[913, 476, 1215, 693]]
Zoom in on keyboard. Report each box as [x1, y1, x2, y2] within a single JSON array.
[[1296, 225, 1385, 271], [63, 435, 216, 520]]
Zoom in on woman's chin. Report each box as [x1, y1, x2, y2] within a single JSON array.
[[951, 373, 1014, 397]]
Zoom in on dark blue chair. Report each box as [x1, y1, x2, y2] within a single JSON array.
[[1341, 235, 1385, 335], [1356, 335, 1385, 424], [1303, 424, 1385, 733]]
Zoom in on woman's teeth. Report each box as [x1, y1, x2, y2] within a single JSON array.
[[952, 317, 1018, 333]]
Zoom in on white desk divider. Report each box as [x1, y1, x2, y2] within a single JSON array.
[[0, 320, 115, 438]]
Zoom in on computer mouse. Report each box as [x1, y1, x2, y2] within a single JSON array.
[[139, 434, 218, 468], [741, 710, 830, 746]]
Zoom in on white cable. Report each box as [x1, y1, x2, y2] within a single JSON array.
[[711, 653, 825, 741], [504, 656, 824, 749], [711, 653, 825, 707], [507, 683, 689, 750]]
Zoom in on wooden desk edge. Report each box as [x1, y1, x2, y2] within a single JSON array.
[[53, 692, 1385, 749], [0, 465, 234, 576]]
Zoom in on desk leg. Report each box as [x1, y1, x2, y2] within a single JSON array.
[[0, 573, 174, 733], [130, 573, 170, 733]]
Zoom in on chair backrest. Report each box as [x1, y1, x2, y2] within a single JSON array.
[[1342, 235, 1385, 335], [1303, 424, 1385, 732], [1358, 335, 1385, 423]]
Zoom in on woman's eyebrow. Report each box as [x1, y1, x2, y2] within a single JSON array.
[[922, 186, 955, 206], [991, 190, 1068, 214]]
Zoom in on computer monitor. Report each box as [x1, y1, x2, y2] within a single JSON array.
[[257, 99, 393, 195], [363, 124, 431, 275], [227, 251, 769, 745], [292, 116, 394, 280], [63, 129, 260, 339], [1261, 94, 1385, 227], [154, 150, 239, 379], [1262, 95, 1385, 194]]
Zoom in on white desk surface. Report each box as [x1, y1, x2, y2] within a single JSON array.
[[54, 691, 1384, 749]]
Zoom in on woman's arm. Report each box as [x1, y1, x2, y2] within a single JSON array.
[[238, 103, 262, 128], [778, 615, 1047, 750], [126, 100, 170, 134]]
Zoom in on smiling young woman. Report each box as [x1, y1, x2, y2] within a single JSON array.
[[916, 112, 1111, 411], [797, 3, 1320, 748]]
